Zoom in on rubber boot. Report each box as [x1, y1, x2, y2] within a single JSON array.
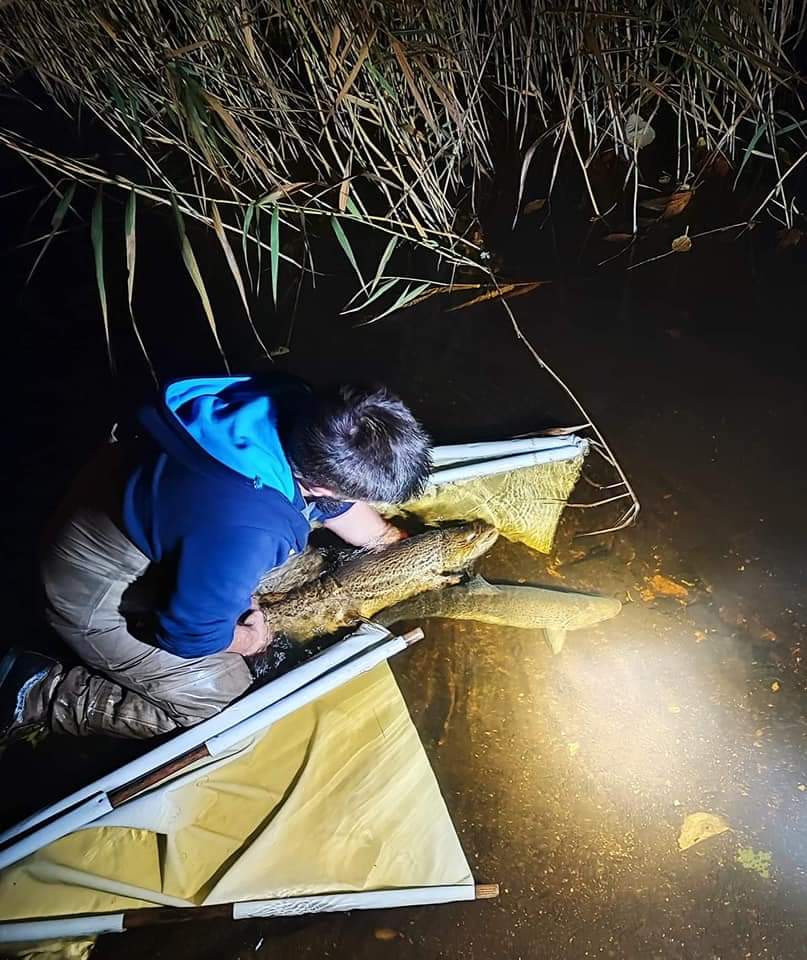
[[0, 649, 64, 747]]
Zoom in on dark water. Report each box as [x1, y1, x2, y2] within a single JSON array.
[[2, 116, 807, 959]]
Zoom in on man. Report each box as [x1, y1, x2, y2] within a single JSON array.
[[0, 375, 431, 741]]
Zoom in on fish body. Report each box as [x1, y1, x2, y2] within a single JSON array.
[[257, 521, 498, 642], [374, 575, 622, 653]]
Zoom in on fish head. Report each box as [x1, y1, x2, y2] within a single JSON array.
[[437, 521, 499, 571]]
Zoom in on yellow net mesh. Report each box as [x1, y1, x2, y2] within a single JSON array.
[[379, 453, 586, 554]]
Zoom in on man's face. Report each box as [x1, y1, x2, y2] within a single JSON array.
[[298, 481, 356, 505], [302, 483, 335, 498]]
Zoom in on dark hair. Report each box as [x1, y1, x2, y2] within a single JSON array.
[[288, 385, 432, 503]]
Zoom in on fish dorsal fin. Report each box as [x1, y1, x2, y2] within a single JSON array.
[[463, 575, 501, 596]]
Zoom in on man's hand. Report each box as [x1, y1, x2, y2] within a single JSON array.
[[367, 521, 409, 550], [229, 608, 272, 656]]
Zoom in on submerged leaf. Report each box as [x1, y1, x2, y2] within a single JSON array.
[[641, 574, 690, 600], [736, 847, 772, 879], [604, 232, 634, 242], [640, 196, 671, 212], [523, 198, 547, 215], [640, 190, 693, 218], [662, 190, 694, 219], [707, 155, 732, 177], [776, 227, 802, 249], [678, 812, 730, 850]]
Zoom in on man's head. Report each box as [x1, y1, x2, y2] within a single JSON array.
[[288, 385, 432, 505]]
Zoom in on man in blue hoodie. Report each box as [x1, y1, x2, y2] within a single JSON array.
[[0, 376, 431, 740]]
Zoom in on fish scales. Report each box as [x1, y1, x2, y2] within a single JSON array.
[[257, 521, 498, 643], [375, 575, 622, 653]]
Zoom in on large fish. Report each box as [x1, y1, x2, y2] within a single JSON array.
[[374, 575, 622, 653], [257, 521, 499, 643]]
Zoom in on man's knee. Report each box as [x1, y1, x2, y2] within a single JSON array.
[[142, 653, 254, 726]]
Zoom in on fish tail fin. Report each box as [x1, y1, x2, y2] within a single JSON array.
[[544, 627, 567, 655]]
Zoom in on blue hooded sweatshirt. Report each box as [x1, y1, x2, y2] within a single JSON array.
[[122, 375, 351, 658]]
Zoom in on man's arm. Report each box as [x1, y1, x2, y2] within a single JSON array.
[[155, 527, 289, 658], [322, 501, 407, 548]]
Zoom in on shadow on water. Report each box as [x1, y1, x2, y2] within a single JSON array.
[[3, 107, 807, 958]]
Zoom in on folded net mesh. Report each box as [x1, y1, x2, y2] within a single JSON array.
[[379, 452, 586, 554]]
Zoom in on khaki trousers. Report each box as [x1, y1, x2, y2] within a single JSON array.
[[39, 446, 253, 738]]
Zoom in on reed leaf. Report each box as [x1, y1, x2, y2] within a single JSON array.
[[0, 0, 804, 308], [331, 216, 364, 286], [26, 181, 76, 284], [361, 281, 435, 325], [446, 281, 548, 312], [212, 201, 269, 356], [123, 191, 157, 384], [173, 200, 229, 372], [270, 202, 279, 308], [90, 186, 113, 370]]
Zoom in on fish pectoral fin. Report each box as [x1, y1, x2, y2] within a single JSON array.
[[440, 572, 464, 586], [544, 627, 567, 655], [410, 572, 461, 597]]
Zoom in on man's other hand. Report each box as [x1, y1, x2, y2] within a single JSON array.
[[230, 608, 272, 656]]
